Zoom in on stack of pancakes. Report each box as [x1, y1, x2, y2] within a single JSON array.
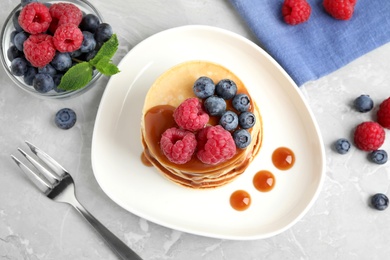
[[141, 61, 263, 189]]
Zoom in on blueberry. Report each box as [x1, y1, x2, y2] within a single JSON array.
[[204, 96, 226, 116], [94, 23, 113, 43], [23, 66, 37, 85], [219, 111, 238, 131], [80, 14, 100, 33], [51, 52, 72, 71], [232, 94, 251, 112], [370, 150, 387, 164], [21, 0, 38, 7], [334, 138, 351, 154], [55, 108, 77, 129], [10, 30, 18, 45], [215, 79, 237, 100], [38, 64, 57, 76], [239, 111, 256, 129], [233, 129, 251, 149], [12, 10, 23, 32], [193, 76, 215, 99], [354, 94, 373, 113], [80, 31, 96, 53], [11, 57, 28, 76], [14, 31, 29, 51], [33, 73, 54, 93], [7, 45, 22, 61], [84, 50, 98, 61], [70, 49, 82, 58], [371, 193, 389, 211]]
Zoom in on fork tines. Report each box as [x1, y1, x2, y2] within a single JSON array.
[[11, 141, 68, 195]]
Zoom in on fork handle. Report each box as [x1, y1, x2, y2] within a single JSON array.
[[72, 199, 143, 260]]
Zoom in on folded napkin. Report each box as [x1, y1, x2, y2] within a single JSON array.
[[229, 0, 390, 86]]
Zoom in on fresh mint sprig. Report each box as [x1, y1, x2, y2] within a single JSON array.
[[57, 34, 120, 91]]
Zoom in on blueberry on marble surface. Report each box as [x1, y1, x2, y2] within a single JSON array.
[[334, 138, 351, 154], [353, 94, 373, 113], [55, 108, 77, 130], [370, 150, 388, 164], [371, 193, 389, 211]]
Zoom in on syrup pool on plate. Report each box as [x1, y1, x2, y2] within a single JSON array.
[[272, 147, 295, 170]]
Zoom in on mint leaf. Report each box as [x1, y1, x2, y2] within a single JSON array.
[[57, 62, 93, 91], [90, 34, 119, 67], [95, 56, 120, 76]]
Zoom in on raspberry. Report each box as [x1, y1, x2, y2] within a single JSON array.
[[282, 0, 311, 25], [377, 97, 390, 129], [353, 121, 385, 151], [196, 125, 236, 165], [18, 2, 52, 34], [160, 127, 197, 164], [173, 98, 209, 131], [323, 0, 356, 20], [49, 3, 83, 33], [23, 34, 56, 67], [53, 24, 83, 53]]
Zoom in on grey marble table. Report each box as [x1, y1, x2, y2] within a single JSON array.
[[1, 1, 390, 259]]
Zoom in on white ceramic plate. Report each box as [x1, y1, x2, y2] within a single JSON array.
[[91, 25, 325, 240]]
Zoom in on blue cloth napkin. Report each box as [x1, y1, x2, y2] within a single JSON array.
[[229, 0, 390, 86]]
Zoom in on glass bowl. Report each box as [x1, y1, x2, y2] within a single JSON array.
[[0, 0, 104, 99]]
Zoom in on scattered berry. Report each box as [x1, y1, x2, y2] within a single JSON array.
[[94, 23, 113, 43], [160, 127, 197, 164], [232, 93, 250, 112], [282, 0, 311, 25], [196, 125, 236, 165], [371, 193, 389, 211], [33, 73, 54, 93], [11, 57, 28, 76], [377, 97, 390, 129], [173, 98, 209, 131], [51, 52, 72, 71], [353, 121, 385, 151], [55, 108, 77, 129], [215, 79, 237, 100], [49, 3, 83, 33], [354, 95, 373, 113], [219, 111, 239, 131], [18, 3, 52, 34], [323, 0, 356, 20], [233, 129, 252, 149], [193, 76, 215, 99], [204, 96, 226, 116], [370, 150, 388, 165], [53, 23, 83, 53], [80, 13, 100, 33], [334, 138, 351, 154], [239, 111, 256, 129], [23, 34, 56, 67]]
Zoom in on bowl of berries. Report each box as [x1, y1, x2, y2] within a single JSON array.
[[1, 0, 119, 99]]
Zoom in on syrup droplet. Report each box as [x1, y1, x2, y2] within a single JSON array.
[[230, 190, 251, 211], [253, 170, 275, 192], [141, 152, 153, 167], [272, 147, 295, 170]]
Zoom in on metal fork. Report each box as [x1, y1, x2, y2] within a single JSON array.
[[11, 141, 143, 260]]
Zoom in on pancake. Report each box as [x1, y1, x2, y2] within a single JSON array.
[[141, 60, 263, 189]]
